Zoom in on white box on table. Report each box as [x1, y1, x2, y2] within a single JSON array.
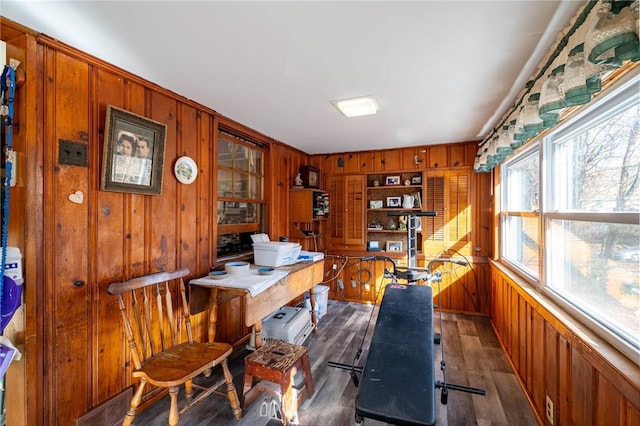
[[251, 234, 301, 267]]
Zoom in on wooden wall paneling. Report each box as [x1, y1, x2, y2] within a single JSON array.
[[400, 147, 421, 170], [358, 151, 375, 173], [324, 153, 342, 174], [491, 265, 640, 426], [432, 266, 452, 310], [360, 151, 383, 173], [147, 91, 178, 272], [448, 269, 466, 312], [342, 259, 363, 302], [341, 152, 360, 174], [125, 84, 151, 276], [544, 321, 559, 426], [531, 309, 545, 418], [626, 400, 640, 426], [571, 348, 595, 426], [266, 143, 279, 237], [355, 258, 375, 303], [187, 113, 214, 343], [596, 375, 622, 425], [176, 102, 199, 275], [558, 335, 571, 426], [491, 270, 501, 336], [175, 102, 209, 341], [92, 68, 129, 408], [509, 288, 519, 374], [42, 44, 57, 424], [466, 142, 479, 167], [47, 49, 92, 423], [308, 154, 323, 171], [428, 145, 447, 168], [272, 144, 292, 239], [473, 171, 493, 258], [518, 296, 527, 379], [281, 144, 294, 236], [476, 261, 490, 314], [320, 154, 342, 175], [379, 149, 401, 171], [196, 111, 213, 276], [448, 144, 467, 167]]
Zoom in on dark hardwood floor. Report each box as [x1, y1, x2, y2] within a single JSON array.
[[134, 300, 538, 425]]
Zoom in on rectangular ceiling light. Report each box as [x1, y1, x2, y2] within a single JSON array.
[[332, 96, 379, 117]]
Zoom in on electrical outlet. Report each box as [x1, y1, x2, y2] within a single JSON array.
[[332, 263, 337, 270], [351, 280, 357, 288], [546, 395, 554, 424], [337, 279, 344, 290]]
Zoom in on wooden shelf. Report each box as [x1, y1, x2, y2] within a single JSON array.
[[367, 229, 409, 233], [367, 184, 422, 190], [367, 208, 421, 212]]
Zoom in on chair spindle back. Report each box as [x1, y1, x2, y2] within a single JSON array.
[[107, 268, 193, 367]]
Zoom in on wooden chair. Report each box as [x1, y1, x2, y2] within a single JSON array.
[[107, 268, 242, 426]]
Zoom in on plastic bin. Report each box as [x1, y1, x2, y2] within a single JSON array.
[[312, 285, 330, 320], [253, 241, 301, 267]]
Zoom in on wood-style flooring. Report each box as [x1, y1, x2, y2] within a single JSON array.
[[134, 300, 538, 425]]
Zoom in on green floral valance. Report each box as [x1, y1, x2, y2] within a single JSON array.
[[475, 0, 639, 173]]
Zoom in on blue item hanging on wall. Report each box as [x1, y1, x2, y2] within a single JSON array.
[[1, 63, 18, 335], [0, 277, 20, 335]]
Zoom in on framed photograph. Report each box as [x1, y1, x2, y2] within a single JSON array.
[[386, 196, 401, 208], [367, 240, 380, 251], [386, 241, 403, 252], [411, 175, 422, 185], [413, 192, 422, 208], [385, 175, 401, 186], [370, 200, 383, 209], [101, 105, 167, 195]]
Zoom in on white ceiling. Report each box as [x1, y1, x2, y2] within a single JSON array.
[[2, 1, 585, 154]]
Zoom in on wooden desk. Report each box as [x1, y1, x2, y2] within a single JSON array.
[[190, 260, 324, 348]]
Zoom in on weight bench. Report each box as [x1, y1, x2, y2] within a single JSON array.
[[355, 284, 435, 426]]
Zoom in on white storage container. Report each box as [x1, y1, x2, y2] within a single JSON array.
[[253, 241, 301, 267], [262, 306, 313, 345], [308, 285, 329, 320]]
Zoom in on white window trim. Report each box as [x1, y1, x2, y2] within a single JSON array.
[[500, 69, 640, 361]]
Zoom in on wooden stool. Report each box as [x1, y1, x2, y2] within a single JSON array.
[[242, 340, 314, 425]]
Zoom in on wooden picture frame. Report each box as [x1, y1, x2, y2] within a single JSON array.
[[386, 196, 401, 208], [386, 241, 403, 252], [101, 105, 167, 195], [385, 175, 401, 186]]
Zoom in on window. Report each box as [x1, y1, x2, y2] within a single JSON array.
[[501, 147, 541, 279], [217, 131, 265, 256], [501, 73, 640, 357]]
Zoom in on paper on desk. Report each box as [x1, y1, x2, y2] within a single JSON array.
[[190, 269, 289, 297]]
